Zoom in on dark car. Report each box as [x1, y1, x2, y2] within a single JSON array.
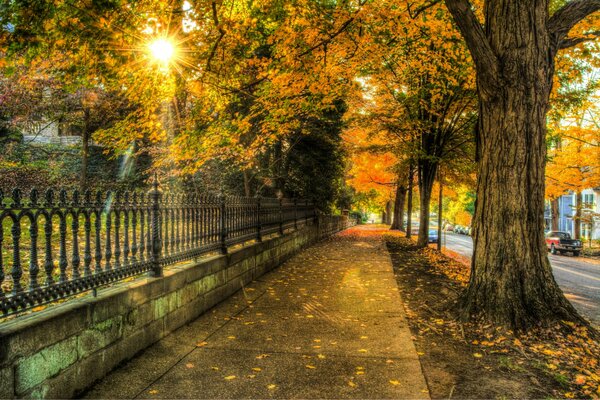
[[545, 231, 582, 256]]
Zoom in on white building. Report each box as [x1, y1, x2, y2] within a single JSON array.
[[545, 188, 600, 240], [21, 120, 82, 146]]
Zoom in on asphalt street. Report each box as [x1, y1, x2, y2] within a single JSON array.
[[440, 232, 600, 326]]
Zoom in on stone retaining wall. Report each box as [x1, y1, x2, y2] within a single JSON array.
[[0, 217, 349, 399]]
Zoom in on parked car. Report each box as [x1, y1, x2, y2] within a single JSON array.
[[428, 229, 439, 243], [545, 231, 582, 256]]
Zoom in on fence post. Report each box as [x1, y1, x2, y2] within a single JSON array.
[[294, 198, 298, 230], [279, 198, 284, 235], [220, 194, 228, 254], [256, 196, 262, 242], [149, 176, 162, 277]]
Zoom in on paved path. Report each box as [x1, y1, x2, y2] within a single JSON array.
[[442, 232, 600, 326], [84, 226, 429, 399]]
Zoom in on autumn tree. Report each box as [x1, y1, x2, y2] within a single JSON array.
[[443, 0, 600, 329], [546, 94, 600, 236]]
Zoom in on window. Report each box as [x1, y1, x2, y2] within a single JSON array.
[[583, 193, 594, 209]]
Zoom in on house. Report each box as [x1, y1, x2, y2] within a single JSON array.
[[21, 119, 82, 146], [545, 188, 600, 240]]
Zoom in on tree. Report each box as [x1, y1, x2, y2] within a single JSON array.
[[444, 0, 600, 329]]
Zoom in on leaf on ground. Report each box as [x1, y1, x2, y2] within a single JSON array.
[[185, 363, 194, 369], [473, 353, 483, 358], [358, 349, 368, 353], [389, 380, 401, 386], [196, 341, 208, 347], [305, 365, 316, 369], [224, 375, 236, 380], [256, 354, 270, 359], [348, 381, 357, 388], [148, 390, 158, 394], [227, 336, 236, 340], [317, 354, 326, 359], [267, 384, 277, 390], [252, 367, 262, 372]]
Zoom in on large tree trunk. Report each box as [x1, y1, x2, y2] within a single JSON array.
[[417, 158, 437, 247], [444, 0, 592, 330], [391, 183, 407, 230], [406, 166, 414, 239], [574, 191, 582, 239], [551, 198, 560, 231], [385, 200, 393, 225]]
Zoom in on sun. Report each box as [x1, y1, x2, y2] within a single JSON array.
[[148, 38, 176, 65]]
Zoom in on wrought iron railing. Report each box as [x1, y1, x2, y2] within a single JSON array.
[[0, 181, 329, 317]]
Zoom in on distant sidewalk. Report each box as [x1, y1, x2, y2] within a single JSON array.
[[84, 225, 429, 399]]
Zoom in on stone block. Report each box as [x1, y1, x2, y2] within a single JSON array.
[[163, 269, 187, 294], [77, 316, 123, 358], [0, 367, 14, 399], [122, 301, 153, 336], [164, 306, 189, 334], [15, 336, 78, 394], [184, 256, 227, 283], [0, 302, 89, 366]]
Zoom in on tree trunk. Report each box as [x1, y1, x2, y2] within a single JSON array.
[[385, 200, 393, 225], [444, 0, 590, 330], [417, 158, 437, 247], [406, 166, 414, 239], [551, 197, 560, 231], [446, 0, 580, 331], [243, 170, 252, 197], [80, 107, 90, 190], [574, 191, 582, 239], [437, 178, 443, 251], [391, 183, 407, 230]]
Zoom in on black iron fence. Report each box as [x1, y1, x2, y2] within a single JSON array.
[[0, 182, 349, 317]]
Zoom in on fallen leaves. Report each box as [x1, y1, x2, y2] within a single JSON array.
[[224, 375, 236, 380], [384, 233, 600, 399]]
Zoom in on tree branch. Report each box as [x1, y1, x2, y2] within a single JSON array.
[[548, 0, 600, 49], [407, 0, 443, 19], [443, 0, 499, 89], [558, 30, 600, 48], [206, 1, 226, 72]]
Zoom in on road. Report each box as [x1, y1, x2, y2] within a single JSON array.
[[441, 232, 600, 326]]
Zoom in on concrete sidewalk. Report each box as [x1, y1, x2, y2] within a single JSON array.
[[84, 226, 429, 399]]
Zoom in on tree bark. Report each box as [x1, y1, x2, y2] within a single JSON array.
[[391, 183, 407, 230], [443, 0, 595, 330], [438, 177, 443, 251], [406, 165, 414, 239], [243, 169, 252, 197], [385, 200, 393, 225], [574, 191, 582, 239], [551, 198, 560, 231], [80, 107, 90, 191], [417, 157, 437, 247]]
